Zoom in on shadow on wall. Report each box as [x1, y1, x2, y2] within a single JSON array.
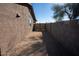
[[42, 20, 79, 56], [42, 32, 75, 56]]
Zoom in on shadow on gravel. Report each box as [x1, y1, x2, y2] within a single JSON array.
[[17, 42, 44, 56], [17, 37, 44, 56], [31, 42, 43, 51]]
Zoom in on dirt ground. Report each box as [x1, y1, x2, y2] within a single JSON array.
[[8, 32, 47, 56]]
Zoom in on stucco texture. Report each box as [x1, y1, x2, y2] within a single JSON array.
[[0, 3, 34, 55]]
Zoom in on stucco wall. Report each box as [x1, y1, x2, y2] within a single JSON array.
[[0, 3, 34, 55]]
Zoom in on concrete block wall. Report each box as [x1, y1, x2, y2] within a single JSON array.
[[0, 3, 34, 55], [34, 23, 46, 32], [46, 20, 79, 55]]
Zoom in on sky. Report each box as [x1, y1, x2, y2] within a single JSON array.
[[32, 3, 69, 23]]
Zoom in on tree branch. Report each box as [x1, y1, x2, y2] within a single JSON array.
[[64, 7, 72, 20]]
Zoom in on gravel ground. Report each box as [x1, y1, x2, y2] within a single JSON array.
[[8, 32, 47, 56]]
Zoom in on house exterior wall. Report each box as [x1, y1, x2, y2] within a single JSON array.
[[0, 3, 34, 55]]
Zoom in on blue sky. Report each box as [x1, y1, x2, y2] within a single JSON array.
[[32, 3, 69, 23]]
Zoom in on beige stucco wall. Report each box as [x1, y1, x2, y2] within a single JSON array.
[[0, 3, 34, 55]]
